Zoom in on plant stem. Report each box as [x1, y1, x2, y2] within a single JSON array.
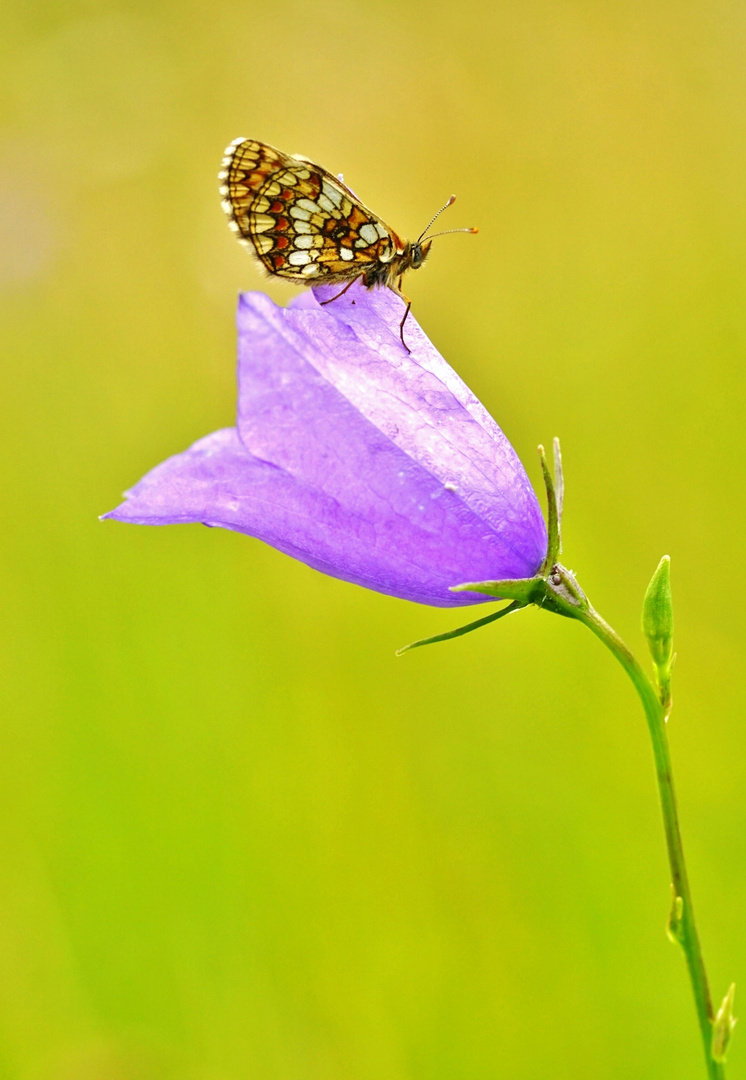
[[575, 600, 723, 1080]]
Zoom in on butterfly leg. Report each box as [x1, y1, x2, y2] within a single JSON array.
[[393, 277, 413, 352], [318, 274, 364, 307]]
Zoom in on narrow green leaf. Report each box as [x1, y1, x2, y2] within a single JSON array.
[[396, 600, 525, 655]]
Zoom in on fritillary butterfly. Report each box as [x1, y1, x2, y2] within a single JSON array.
[[219, 138, 476, 349]]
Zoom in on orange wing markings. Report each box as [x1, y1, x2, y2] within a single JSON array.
[[219, 138, 400, 284]]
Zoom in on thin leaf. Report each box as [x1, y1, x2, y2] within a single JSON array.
[[396, 600, 525, 655]]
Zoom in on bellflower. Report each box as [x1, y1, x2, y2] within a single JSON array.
[[104, 281, 547, 606], [105, 279, 735, 1065]]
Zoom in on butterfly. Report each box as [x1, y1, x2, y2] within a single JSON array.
[[219, 138, 477, 350]]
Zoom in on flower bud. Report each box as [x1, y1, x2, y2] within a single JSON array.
[[642, 556, 674, 693], [712, 983, 737, 1064], [666, 886, 685, 947]]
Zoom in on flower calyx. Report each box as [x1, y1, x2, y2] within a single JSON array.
[[399, 440, 594, 653], [449, 561, 588, 617], [543, 563, 589, 617], [451, 438, 588, 619]]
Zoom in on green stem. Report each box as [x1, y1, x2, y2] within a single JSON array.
[[575, 601, 722, 1080]]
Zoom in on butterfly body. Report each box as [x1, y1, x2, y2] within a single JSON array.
[[219, 137, 432, 293]]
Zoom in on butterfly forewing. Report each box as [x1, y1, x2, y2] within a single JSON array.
[[219, 138, 400, 284]]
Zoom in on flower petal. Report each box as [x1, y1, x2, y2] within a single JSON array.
[[236, 283, 546, 580], [104, 428, 530, 606], [105, 285, 547, 607]]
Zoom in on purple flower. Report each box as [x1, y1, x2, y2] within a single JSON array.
[[104, 281, 547, 607]]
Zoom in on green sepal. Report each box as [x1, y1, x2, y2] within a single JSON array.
[[712, 983, 737, 1064], [450, 576, 545, 604], [538, 441, 562, 572], [396, 599, 525, 656], [552, 437, 564, 536]]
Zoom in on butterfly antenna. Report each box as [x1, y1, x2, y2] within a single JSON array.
[[416, 195, 457, 242], [417, 195, 478, 243], [422, 226, 479, 241]]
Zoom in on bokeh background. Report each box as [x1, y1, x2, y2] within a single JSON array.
[[2, 1, 744, 1077]]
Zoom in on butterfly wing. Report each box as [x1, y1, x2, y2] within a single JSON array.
[[219, 138, 402, 283]]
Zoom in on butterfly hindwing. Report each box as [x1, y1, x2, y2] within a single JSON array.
[[219, 138, 401, 284]]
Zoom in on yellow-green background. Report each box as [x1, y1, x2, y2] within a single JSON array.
[[1, 1, 743, 1077]]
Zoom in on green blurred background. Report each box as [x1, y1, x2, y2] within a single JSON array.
[[1, 1, 744, 1077]]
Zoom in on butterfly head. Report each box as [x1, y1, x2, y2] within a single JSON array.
[[405, 195, 477, 274], [408, 239, 433, 270], [394, 239, 432, 276]]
